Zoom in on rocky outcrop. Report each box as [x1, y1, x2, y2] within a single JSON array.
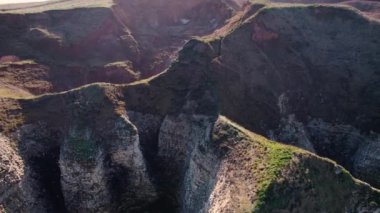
[[2, 100, 379, 212], [353, 140, 380, 188], [59, 115, 155, 212], [157, 114, 218, 212], [114, 0, 237, 78], [0, 135, 26, 212], [0, 85, 158, 212], [59, 126, 111, 212], [1, 1, 380, 212], [205, 4, 380, 188], [0, 0, 240, 95]]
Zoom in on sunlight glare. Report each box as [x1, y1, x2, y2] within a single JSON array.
[[0, 0, 50, 5]]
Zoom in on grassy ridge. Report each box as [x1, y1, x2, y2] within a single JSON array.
[[218, 117, 380, 212]]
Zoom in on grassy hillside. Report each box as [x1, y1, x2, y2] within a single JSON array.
[[213, 117, 380, 212]]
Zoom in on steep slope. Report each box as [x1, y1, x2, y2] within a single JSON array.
[[0, 60, 52, 98], [210, 117, 379, 213], [0, 1, 380, 213], [0, 5, 140, 92], [0, 73, 378, 212], [0, 84, 157, 212], [205, 4, 380, 188], [0, 0, 238, 96]]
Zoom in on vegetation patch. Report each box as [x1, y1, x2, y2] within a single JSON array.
[[254, 152, 380, 212], [68, 137, 97, 162], [253, 140, 295, 211], [221, 117, 380, 212]]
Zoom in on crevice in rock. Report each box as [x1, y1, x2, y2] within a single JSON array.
[[125, 112, 179, 211], [106, 154, 134, 212], [27, 148, 67, 213], [139, 132, 181, 212]]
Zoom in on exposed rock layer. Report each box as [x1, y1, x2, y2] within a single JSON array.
[[207, 4, 380, 188], [0, 1, 380, 212], [0, 0, 239, 95]]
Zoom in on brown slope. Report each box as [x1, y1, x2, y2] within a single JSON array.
[[120, 1, 380, 189], [0, 0, 239, 97]]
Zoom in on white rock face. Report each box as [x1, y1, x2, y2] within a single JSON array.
[[107, 116, 156, 200], [182, 140, 219, 213], [60, 139, 110, 212], [0, 135, 26, 212], [0, 113, 157, 212], [59, 115, 156, 212], [158, 114, 213, 161], [12, 122, 64, 212], [158, 113, 220, 212]]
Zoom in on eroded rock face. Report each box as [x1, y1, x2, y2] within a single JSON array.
[[0, 7, 140, 92], [2, 106, 379, 212], [1, 2, 380, 212], [157, 113, 218, 212], [353, 141, 380, 187], [0, 60, 52, 97], [0, 86, 158, 212], [59, 116, 156, 212], [271, 116, 380, 187], [59, 127, 110, 212], [114, 0, 238, 78], [0, 0, 240, 95], [206, 4, 380, 187], [0, 135, 26, 212]]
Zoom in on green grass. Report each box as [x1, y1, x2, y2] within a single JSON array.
[[68, 137, 97, 162], [253, 148, 380, 212], [253, 141, 294, 210], [216, 117, 298, 211], [214, 117, 379, 212]]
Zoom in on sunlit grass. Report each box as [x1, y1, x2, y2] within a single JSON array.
[[0, 88, 33, 99]]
